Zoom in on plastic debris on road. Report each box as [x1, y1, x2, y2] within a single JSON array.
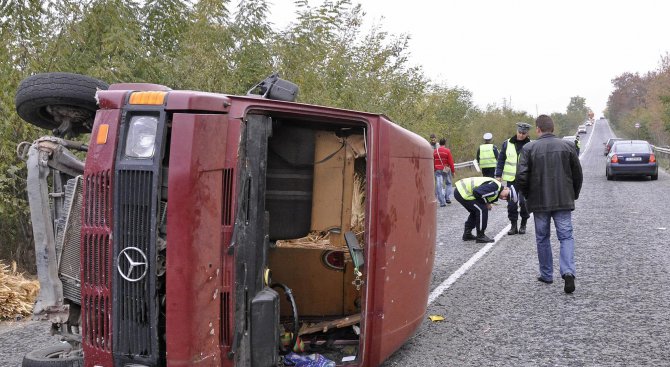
[[283, 352, 336, 367], [428, 315, 445, 322]]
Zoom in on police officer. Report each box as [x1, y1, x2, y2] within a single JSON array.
[[477, 132, 499, 178], [495, 122, 531, 235], [574, 135, 581, 156], [454, 176, 517, 243]]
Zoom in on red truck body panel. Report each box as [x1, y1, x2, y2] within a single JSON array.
[[81, 87, 436, 367]]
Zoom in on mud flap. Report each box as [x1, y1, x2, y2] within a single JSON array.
[[251, 287, 280, 367]]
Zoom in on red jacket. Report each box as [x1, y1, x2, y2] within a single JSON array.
[[433, 146, 455, 174]]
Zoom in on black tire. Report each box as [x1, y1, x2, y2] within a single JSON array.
[[22, 344, 83, 367], [651, 173, 658, 180], [606, 169, 613, 181], [15, 72, 108, 135]]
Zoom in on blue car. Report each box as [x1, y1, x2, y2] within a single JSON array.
[[606, 140, 658, 180]]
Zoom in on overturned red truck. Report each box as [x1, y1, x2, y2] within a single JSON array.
[[16, 72, 436, 367]]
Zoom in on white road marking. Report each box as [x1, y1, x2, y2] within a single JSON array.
[[428, 223, 512, 305]]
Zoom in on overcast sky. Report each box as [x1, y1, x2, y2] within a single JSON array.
[[268, 0, 669, 117]]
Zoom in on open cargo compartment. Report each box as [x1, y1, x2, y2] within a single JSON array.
[[262, 115, 368, 365]]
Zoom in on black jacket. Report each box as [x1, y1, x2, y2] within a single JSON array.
[[516, 134, 583, 213]]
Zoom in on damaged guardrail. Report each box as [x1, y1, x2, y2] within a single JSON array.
[[454, 160, 481, 173]]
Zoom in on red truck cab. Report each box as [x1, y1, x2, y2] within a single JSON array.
[[17, 73, 436, 367]]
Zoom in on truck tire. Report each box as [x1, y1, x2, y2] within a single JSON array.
[[15, 72, 108, 136], [22, 344, 83, 367]]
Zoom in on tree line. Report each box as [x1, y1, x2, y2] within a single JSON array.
[[606, 54, 670, 146], [0, 0, 592, 270]]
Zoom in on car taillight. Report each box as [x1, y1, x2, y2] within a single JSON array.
[[650, 154, 656, 163], [611, 154, 618, 163]]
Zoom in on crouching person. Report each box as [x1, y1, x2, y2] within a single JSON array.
[[454, 177, 518, 243]]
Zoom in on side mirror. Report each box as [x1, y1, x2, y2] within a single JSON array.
[[247, 73, 299, 102]]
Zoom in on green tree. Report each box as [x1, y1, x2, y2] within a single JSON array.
[[228, 0, 274, 93], [565, 96, 589, 128]]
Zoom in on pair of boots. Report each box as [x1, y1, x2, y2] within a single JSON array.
[[508, 218, 528, 235], [462, 229, 494, 243]]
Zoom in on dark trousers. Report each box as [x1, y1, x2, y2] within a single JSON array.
[[481, 167, 496, 178], [454, 190, 489, 232], [506, 181, 529, 222]]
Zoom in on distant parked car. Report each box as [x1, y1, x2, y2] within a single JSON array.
[[577, 125, 587, 134], [585, 121, 593, 126], [603, 138, 624, 155], [606, 140, 658, 180], [562, 135, 576, 141]]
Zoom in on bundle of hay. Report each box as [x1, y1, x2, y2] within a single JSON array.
[[0, 261, 39, 319]]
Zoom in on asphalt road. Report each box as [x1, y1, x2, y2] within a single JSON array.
[[382, 119, 670, 366], [2, 119, 669, 367]]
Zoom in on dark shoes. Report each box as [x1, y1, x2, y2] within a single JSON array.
[[563, 274, 576, 294], [518, 219, 528, 234], [446, 199, 452, 204], [462, 231, 476, 241], [537, 274, 576, 293], [475, 234, 494, 243], [509, 219, 528, 235]]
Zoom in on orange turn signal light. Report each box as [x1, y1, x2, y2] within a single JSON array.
[[650, 154, 656, 163], [96, 124, 109, 144], [611, 154, 618, 163], [129, 91, 167, 105]]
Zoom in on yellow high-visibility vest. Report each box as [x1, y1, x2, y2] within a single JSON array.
[[502, 139, 519, 182], [456, 177, 501, 202], [478, 144, 496, 168]]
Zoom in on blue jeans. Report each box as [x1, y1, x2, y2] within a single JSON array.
[[434, 170, 453, 206], [434, 170, 447, 206], [443, 170, 453, 201], [533, 210, 576, 281]]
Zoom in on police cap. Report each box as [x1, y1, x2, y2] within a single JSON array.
[[516, 122, 532, 133], [483, 132, 493, 140]]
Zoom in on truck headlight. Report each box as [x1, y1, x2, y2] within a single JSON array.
[[125, 115, 158, 158]]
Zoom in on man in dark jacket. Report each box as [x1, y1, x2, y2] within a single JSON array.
[[495, 122, 531, 235], [516, 115, 583, 294]]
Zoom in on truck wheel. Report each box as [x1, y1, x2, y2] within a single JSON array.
[[15, 72, 108, 136], [22, 344, 83, 367]]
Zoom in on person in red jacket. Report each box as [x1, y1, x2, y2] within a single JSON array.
[[433, 138, 456, 206]]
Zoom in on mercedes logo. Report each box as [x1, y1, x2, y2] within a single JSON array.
[[117, 247, 148, 282]]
